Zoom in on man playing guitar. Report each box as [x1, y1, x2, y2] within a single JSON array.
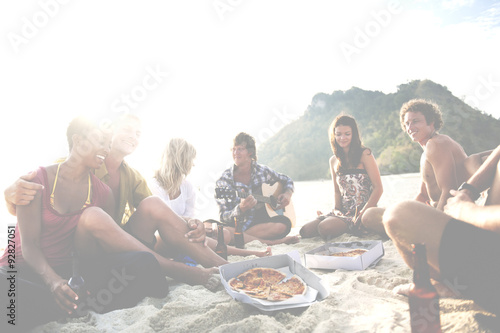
[[215, 132, 299, 246]]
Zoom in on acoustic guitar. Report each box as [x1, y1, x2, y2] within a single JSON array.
[[215, 182, 296, 227]]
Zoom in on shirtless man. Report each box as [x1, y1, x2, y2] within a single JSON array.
[[383, 144, 500, 317], [402, 99, 468, 210], [362, 99, 490, 234], [4, 114, 225, 289]]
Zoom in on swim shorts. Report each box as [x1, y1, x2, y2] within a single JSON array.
[[439, 218, 500, 315]]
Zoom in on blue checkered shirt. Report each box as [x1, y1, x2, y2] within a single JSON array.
[[215, 161, 294, 231]]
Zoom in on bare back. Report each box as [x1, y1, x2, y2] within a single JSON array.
[[421, 134, 468, 205]]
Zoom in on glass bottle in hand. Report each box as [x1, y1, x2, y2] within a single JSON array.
[[68, 251, 85, 300]]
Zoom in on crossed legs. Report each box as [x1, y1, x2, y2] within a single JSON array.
[[299, 216, 349, 241], [222, 224, 299, 246]]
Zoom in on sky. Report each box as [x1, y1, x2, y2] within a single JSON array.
[[1, 0, 500, 225]]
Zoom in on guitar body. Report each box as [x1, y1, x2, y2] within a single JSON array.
[[260, 183, 296, 227]]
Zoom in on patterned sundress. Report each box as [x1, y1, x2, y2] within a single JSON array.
[[324, 168, 373, 234]]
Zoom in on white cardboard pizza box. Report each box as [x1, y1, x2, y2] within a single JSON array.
[[304, 240, 384, 271], [220, 251, 329, 312]]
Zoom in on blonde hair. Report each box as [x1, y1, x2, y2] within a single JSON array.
[[154, 138, 197, 197]]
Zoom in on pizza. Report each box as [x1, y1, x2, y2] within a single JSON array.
[[329, 248, 367, 257], [228, 267, 307, 302]]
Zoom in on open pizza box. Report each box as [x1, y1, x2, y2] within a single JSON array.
[[220, 251, 329, 312], [304, 240, 384, 271]]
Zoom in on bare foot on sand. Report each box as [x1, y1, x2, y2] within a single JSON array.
[[253, 246, 272, 257], [283, 235, 300, 244], [183, 267, 221, 291], [393, 279, 462, 298], [202, 267, 221, 291]]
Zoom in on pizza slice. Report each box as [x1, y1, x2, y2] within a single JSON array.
[[227, 268, 307, 302], [270, 275, 307, 299], [329, 248, 367, 257], [245, 286, 271, 299], [235, 267, 286, 288]]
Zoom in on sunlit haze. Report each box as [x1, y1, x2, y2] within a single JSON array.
[[1, 0, 500, 226]]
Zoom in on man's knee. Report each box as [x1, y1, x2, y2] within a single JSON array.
[[266, 222, 287, 237], [137, 196, 162, 214], [382, 200, 421, 234], [276, 222, 287, 234], [137, 196, 174, 220]]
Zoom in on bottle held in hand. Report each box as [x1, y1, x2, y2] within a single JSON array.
[[215, 223, 228, 260], [234, 217, 245, 249], [409, 243, 441, 333], [68, 251, 85, 300]]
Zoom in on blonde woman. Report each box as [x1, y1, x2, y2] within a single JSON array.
[[149, 138, 271, 257], [149, 138, 197, 218]]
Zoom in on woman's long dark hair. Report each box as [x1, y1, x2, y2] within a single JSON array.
[[329, 114, 366, 172]]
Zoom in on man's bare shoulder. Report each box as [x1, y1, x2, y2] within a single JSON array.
[[427, 134, 464, 154]]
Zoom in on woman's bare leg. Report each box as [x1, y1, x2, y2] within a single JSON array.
[[299, 218, 322, 238], [157, 234, 271, 258], [124, 196, 227, 268], [317, 216, 349, 241], [74, 207, 219, 287], [361, 207, 387, 236]]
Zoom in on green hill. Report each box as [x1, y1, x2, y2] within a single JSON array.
[[258, 80, 500, 180]]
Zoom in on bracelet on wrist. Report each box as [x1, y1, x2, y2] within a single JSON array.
[[457, 182, 481, 201]]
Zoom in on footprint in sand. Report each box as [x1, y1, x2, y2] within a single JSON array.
[[357, 275, 409, 290]]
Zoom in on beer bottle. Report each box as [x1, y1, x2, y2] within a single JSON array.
[[215, 223, 228, 260], [409, 243, 441, 333], [234, 217, 245, 249], [68, 251, 85, 300]]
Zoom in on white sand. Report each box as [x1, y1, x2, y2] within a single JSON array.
[[32, 236, 493, 333], [30, 176, 497, 332]]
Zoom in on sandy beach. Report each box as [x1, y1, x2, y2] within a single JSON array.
[[23, 174, 497, 332]]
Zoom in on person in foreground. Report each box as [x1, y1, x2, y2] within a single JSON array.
[[299, 114, 383, 240], [362, 99, 491, 234], [4, 114, 226, 289], [0, 117, 169, 330], [384, 144, 500, 315], [149, 137, 271, 257], [215, 132, 299, 245]]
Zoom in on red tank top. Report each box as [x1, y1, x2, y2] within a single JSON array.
[[0, 166, 112, 268]]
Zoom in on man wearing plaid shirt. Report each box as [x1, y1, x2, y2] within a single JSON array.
[[215, 132, 299, 246]]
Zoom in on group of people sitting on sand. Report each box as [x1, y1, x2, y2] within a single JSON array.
[[1, 98, 499, 330]]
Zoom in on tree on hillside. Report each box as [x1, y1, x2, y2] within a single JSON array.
[[259, 80, 500, 180]]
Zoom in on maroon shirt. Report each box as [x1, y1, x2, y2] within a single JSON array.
[[0, 166, 111, 268]]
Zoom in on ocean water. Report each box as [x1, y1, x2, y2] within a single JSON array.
[[291, 173, 421, 229], [0, 173, 421, 250]]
